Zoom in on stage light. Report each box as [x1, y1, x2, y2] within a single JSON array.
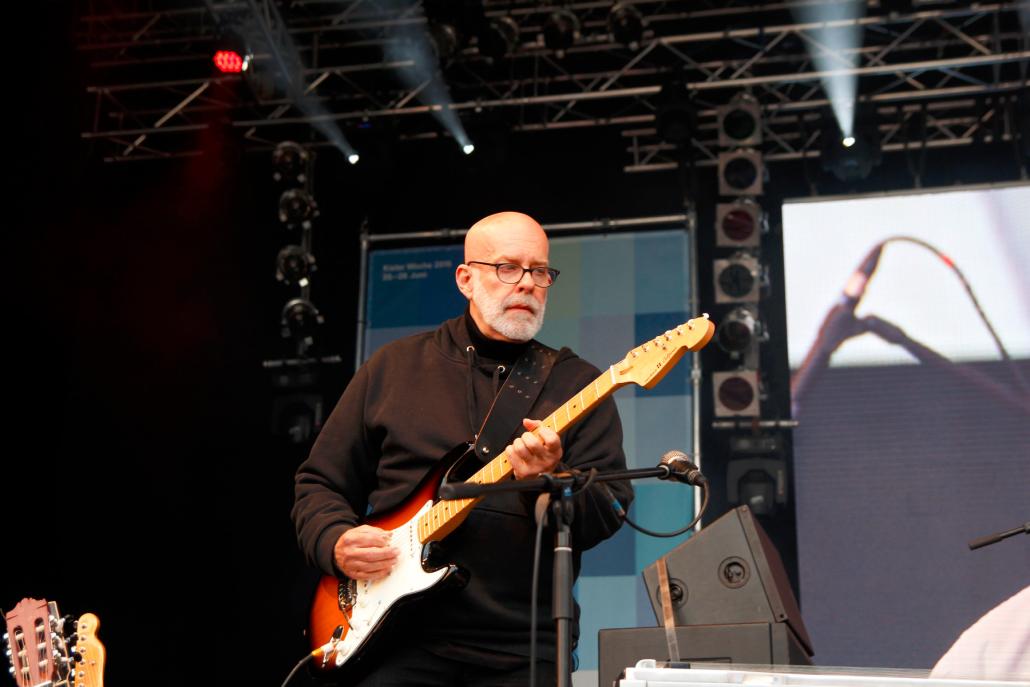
[[714, 253, 760, 303], [717, 93, 762, 148], [348, 153, 360, 165], [713, 370, 760, 417], [428, 22, 461, 62], [281, 298, 324, 341], [608, 3, 644, 49], [542, 9, 580, 57], [655, 80, 697, 146], [278, 189, 319, 227], [276, 245, 316, 287], [478, 16, 519, 60], [212, 23, 251, 74], [213, 49, 249, 73], [272, 141, 309, 184], [716, 306, 759, 356], [718, 150, 763, 196], [727, 457, 787, 515], [716, 199, 762, 247], [463, 143, 475, 155], [271, 393, 324, 444], [820, 121, 882, 182]]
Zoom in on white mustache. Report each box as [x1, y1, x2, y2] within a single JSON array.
[[502, 295, 540, 315]]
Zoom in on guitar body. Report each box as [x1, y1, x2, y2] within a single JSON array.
[[308, 444, 473, 676]]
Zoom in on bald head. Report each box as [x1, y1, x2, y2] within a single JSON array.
[[456, 211, 551, 342], [464, 212, 549, 264]]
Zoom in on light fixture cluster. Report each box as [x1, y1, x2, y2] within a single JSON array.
[[710, 94, 791, 517], [424, 2, 645, 64], [712, 93, 766, 420], [272, 141, 323, 357]]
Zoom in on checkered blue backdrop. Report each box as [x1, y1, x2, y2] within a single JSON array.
[[362, 229, 697, 675]]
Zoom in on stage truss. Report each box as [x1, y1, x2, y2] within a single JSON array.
[[77, 0, 1030, 171]]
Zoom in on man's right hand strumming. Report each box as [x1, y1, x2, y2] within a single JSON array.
[[333, 525, 399, 580]]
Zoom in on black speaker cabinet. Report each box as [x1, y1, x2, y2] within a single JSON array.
[[641, 506, 813, 655], [598, 622, 812, 687]]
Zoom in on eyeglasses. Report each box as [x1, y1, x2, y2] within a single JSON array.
[[466, 261, 560, 288]]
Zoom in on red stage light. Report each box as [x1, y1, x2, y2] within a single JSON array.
[[213, 50, 246, 73]]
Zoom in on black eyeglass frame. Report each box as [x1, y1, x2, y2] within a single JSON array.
[[465, 261, 560, 288]]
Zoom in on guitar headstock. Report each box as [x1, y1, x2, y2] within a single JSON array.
[[72, 613, 106, 687], [613, 315, 715, 389], [3, 598, 71, 687]]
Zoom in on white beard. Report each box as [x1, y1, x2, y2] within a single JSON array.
[[472, 282, 546, 342]]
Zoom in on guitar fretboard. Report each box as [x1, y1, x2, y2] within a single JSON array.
[[416, 366, 621, 543]]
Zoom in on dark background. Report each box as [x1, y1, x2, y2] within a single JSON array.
[[11, 5, 1028, 686]]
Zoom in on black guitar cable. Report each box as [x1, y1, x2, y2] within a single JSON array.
[[280, 654, 313, 687], [281, 624, 343, 687], [600, 479, 710, 538]]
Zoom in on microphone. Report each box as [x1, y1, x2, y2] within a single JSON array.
[[659, 450, 707, 487], [791, 242, 885, 414]]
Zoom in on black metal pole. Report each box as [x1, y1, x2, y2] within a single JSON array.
[[968, 521, 1030, 550], [551, 489, 575, 687]]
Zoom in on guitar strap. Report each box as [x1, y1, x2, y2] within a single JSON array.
[[471, 340, 559, 463]]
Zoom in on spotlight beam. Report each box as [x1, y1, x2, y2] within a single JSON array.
[[378, 0, 472, 153], [231, 0, 360, 161], [790, 0, 866, 139]]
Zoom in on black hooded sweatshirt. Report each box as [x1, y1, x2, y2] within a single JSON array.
[[293, 311, 633, 667]]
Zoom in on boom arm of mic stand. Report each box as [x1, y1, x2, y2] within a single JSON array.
[[859, 315, 1030, 418], [437, 466, 672, 500], [968, 521, 1030, 550]]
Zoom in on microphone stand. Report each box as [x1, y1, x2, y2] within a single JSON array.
[[968, 521, 1030, 550], [438, 465, 681, 687]]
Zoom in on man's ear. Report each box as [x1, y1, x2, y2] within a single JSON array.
[[455, 264, 473, 299]]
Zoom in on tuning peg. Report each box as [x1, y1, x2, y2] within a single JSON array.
[[62, 615, 78, 636]]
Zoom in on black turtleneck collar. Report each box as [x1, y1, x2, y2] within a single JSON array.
[[463, 307, 530, 364]]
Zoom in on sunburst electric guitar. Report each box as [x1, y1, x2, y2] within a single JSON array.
[[308, 315, 715, 675]]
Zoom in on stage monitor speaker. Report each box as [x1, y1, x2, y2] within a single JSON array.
[[598, 622, 812, 687], [641, 505, 813, 657]]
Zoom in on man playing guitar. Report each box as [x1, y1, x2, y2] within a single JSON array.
[[292, 211, 632, 686]]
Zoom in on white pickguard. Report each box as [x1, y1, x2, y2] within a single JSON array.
[[328, 499, 449, 667]]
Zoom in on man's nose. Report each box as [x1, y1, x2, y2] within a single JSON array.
[[515, 269, 536, 290]]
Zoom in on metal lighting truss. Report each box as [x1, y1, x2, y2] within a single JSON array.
[[78, 0, 1029, 170]]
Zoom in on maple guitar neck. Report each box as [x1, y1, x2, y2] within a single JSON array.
[[416, 364, 621, 544]]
